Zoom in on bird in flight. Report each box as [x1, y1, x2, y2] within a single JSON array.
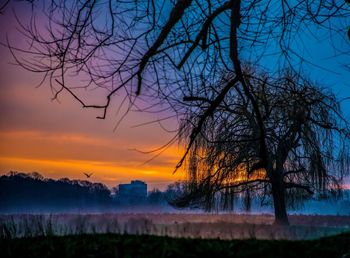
[[83, 172, 93, 178]]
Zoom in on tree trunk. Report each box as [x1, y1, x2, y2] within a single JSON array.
[[271, 177, 289, 225]]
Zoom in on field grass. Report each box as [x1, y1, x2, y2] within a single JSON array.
[[1, 213, 349, 240], [1, 232, 350, 258]]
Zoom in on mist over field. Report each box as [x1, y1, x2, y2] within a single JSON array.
[[1, 172, 349, 216]]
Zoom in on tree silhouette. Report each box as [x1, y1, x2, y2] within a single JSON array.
[[4, 0, 350, 224], [0, 172, 112, 212], [177, 69, 350, 224]]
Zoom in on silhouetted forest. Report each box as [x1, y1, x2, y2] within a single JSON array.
[[0, 172, 112, 212], [0, 172, 177, 213], [1, 172, 349, 214]]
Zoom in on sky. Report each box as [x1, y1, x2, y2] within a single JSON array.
[[0, 57, 185, 190], [0, 2, 186, 190], [0, 1, 349, 190]]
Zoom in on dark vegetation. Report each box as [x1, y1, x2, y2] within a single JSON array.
[[0, 172, 181, 212], [1, 233, 350, 258], [0, 172, 111, 212]]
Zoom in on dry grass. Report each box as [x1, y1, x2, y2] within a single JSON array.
[[1, 213, 349, 240]]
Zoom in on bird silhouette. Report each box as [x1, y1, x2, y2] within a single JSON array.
[[83, 172, 93, 178]]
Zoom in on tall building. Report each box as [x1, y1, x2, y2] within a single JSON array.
[[118, 180, 147, 204]]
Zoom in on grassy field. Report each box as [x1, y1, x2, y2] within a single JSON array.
[[1, 232, 350, 258], [1, 213, 349, 240], [1, 213, 349, 257]]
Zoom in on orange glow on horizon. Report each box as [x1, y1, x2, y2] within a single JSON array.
[[221, 164, 267, 186], [0, 156, 185, 190], [0, 129, 185, 190]]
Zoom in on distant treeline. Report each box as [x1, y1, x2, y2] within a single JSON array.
[[1, 172, 349, 214], [0, 172, 113, 212], [0, 172, 181, 213]]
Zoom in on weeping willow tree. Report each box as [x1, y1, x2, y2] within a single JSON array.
[[176, 70, 350, 225]]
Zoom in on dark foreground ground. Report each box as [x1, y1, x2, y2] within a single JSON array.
[[1, 233, 350, 258]]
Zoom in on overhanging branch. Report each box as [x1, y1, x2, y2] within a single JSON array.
[[284, 182, 314, 195], [218, 179, 270, 190], [136, 0, 193, 95], [174, 76, 239, 172]]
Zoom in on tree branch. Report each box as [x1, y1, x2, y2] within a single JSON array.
[[177, 1, 231, 69], [218, 179, 270, 190], [136, 0, 193, 95], [284, 182, 314, 195], [183, 96, 213, 103], [174, 76, 239, 172]]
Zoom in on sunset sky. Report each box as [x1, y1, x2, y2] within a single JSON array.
[[0, 59, 185, 189], [0, 1, 349, 190], [0, 57, 185, 189], [0, 3, 186, 190]]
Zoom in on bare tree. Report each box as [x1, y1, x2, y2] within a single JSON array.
[[5, 0, 349, 114], [3, 0, 350, 224], [177, 69, 350, 225]]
